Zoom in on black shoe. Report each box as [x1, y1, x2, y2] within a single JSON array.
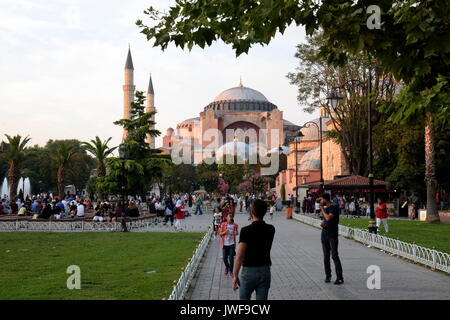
[[334, 279, 344, 285], [325, 277, 331, 283]]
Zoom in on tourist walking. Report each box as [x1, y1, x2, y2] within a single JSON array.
[[348, 198, 356, 218], [164, 197, 175, 226], [219, 213, 239, 276], [174, 200, 186, 231], [319, 193, 344, 285], [315, 199, 321, 216], [213, 207, 222, 238], [232, 199, 275, 300], [194, 194, 203, 215], [376, 198, 389, 233]]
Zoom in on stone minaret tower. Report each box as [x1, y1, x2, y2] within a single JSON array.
[[122, 47, 135, 142], [146, 74, 156, 148]]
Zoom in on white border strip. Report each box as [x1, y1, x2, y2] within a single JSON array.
[[168, 226, 214, 300]]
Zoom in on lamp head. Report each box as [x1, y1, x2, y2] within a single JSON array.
[[118, 145, 127, 159], [327, 88, 343, 109]]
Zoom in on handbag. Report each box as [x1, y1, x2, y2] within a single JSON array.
[[165, 207, 173, 216]]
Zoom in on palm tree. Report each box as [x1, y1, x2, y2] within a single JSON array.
[[81, 137, 117, 177], [1, 135, 31, 200], [53, 143, 76, 199]]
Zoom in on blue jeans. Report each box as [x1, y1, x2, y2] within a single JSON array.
[[222, 245, 236, 272], [239, 266, 271, 300], [195, 204, 203, 215]]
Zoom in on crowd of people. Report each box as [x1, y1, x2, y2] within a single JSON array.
[[1, 190, 399, 301], [0, 193, 146, 222]]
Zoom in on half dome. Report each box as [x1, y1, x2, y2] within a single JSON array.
[[299, 117, 330, 141], [298, 147, 320, 171]]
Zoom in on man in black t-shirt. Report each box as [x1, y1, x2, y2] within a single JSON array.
[[320, 193, 344, 285], [232, 199, 275, 300]]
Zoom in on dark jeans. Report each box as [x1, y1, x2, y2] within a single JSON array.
[[194, 204, 203, 215], [239, 266, 271, 300], [321, 234, 343, 279], [222, 245, 236, 272], [164, 215, 174, 225]]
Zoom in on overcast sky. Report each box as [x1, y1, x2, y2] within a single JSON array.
[[0, 0, 318, 150]]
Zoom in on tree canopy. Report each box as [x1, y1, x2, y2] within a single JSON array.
[[137, 0, 449, 125]]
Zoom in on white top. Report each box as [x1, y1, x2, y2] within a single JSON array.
[[77, 204, 85, 217], [224, 224, 235, 246], [213, 212, 222, 225]]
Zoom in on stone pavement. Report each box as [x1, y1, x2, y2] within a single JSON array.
[[184, 210, 450, 300]]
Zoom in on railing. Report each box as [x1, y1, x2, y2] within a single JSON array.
[[292, 212, 450, 274], [168, 226, 214, 300]]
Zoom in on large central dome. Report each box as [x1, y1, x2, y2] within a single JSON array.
[[205, 84, 277, 113], [214, 86, 268, 102]]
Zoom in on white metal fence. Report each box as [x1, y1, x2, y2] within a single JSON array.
[[292, 212, 450, 274], [168, 226, 214, 300]]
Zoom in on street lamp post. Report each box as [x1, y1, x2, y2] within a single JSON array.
[[118, 145, 128, 232], [293, 131, 304, 208], [326, 77, 377, 234], [300, 118, 324, 192]]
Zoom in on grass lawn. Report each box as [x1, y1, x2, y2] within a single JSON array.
[[339, 218, 450, 254], [0, 232, 203, 300]]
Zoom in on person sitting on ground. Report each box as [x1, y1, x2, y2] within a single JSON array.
[[127, 201, 140, 218], [93, 203, 105, 222], [149, 199, 157, 215], [53, 201, 62, 219], [9, 200, 18, 215], [38, 203, 53, 219], [76, 202, 85, 218], [17, 204, 27, 216], [69, 201, 77, 217], [155, 199, 163, 218], [106, 202, 117, 222]]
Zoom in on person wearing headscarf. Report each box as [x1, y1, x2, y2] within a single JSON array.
[[174, 199, 186, 231]]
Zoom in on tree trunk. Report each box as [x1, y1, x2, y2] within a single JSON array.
[[424, 113, 440, 222], [57, 167, 64, 199], [97, 161, 106, 201], [7, 162, 17, 200]]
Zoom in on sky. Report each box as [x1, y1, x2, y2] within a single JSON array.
[[0, 0, 318, 150]]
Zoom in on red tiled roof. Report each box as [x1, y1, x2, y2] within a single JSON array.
[[298, 175, 388, 189], [328, 175, 387, 187]]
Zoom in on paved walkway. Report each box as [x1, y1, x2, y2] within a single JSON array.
[[185, 210, 450, 300]]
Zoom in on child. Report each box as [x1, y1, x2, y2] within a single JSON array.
[[219, 213, 239, 277], [213, 207, 222, 238], [269, 204, 275, 219]]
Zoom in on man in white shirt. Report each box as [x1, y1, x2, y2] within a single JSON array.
[[76, 202, 85, 217]]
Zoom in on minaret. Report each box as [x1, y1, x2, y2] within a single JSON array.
[[122, 47, 135, 142], [146, 74, 156, 148]]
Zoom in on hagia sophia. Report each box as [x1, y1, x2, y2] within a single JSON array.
[[122, 48, 349, 198]]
